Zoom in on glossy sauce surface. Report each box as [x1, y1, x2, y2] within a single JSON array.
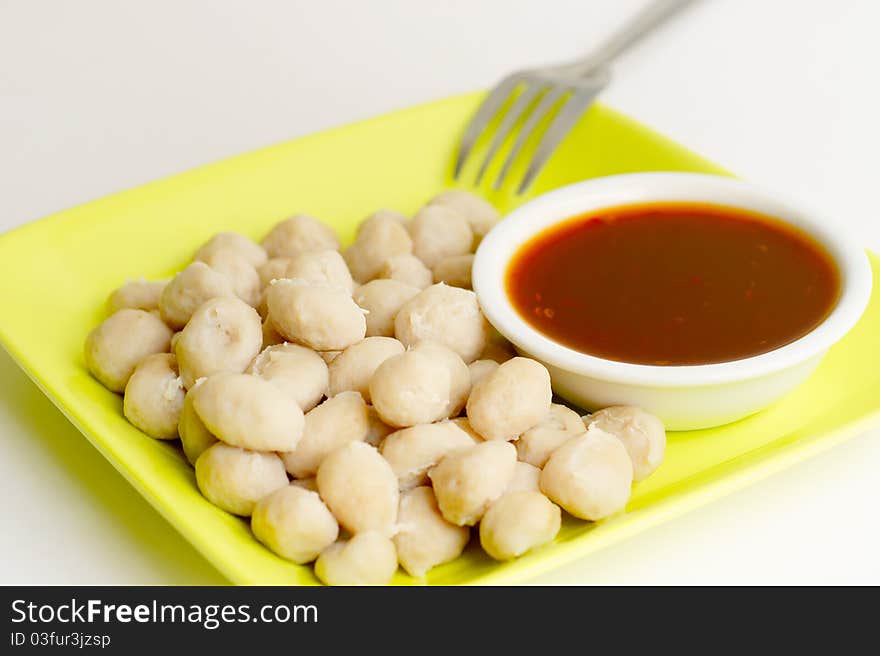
[[506, 203, 840, 365]]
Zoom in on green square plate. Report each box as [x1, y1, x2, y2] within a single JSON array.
[[1, 92, 878, 585]]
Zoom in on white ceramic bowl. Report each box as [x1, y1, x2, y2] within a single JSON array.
[[473, 173, 872, 430]]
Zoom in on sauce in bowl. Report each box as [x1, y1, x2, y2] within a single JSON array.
[[506, 202, 841, 366]]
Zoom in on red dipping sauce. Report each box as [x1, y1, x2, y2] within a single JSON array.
[[505, 203, 840, 366]]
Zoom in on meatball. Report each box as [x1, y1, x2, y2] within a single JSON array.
[[394, 283, 489, 363], [106, 278, 166, 313], [247, 343, 329, 412], [428, 440, 517, 526], [314, 531, 398, 586], [379, 421, 477, 489], [285, 249, 354, 294], [516, 403, 585, 468], [467, 359, 499, 389], [353, 279, 421, 337], [539, 427, 633, 521], [267, 279, 365, 351], [194, 231, 267, 268], [159, 261, 236, 329], [257, 257, 291, 289], [377, 254, 433, 289], [466, 357, 552, 441], [316, 442, 398, 536], [428, 190, 500, 248], [195, 443, 288, 516], [175, 296, 262, 389], [394, 486, 470, 578], [123, 353, 185, 439], [507, 461, 541, 493], [369, 348, 452, 427], [251, 485, 339, 564], [409, 341, 470, 418], [260, 214, 340, 259], [84, 308, 173, 392], [282, 391, 370, 478], [344, 210, 413, 283], [582, 406, 666, 482], [364, 405, 394, 447], [178, 386, 218, 465], [327, 337, 405, 403], [479, 490, 560, 561], [449, 417, 484, 442], [191, 372, 304, 452], [432, 254, 474, 289], [200, 249, 261, 307], [408, 204, 473, 268]]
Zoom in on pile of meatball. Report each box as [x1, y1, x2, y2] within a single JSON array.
[[84, 190, 666, 585]]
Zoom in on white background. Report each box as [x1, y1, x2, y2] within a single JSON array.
[[1, 0, 878, 584]]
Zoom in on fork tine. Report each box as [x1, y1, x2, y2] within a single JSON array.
[[474, 83, 545, 185], [516, 87, 601, 193], [491, 86, 567, 191], [453, 74, 522, 180]]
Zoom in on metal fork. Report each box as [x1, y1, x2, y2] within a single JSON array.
[[454, 0, 696, 194]]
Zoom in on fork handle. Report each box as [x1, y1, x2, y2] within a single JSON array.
[[570, 0, 696, 75]]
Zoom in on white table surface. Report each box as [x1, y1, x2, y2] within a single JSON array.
[[2, 0, 879, 585]]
